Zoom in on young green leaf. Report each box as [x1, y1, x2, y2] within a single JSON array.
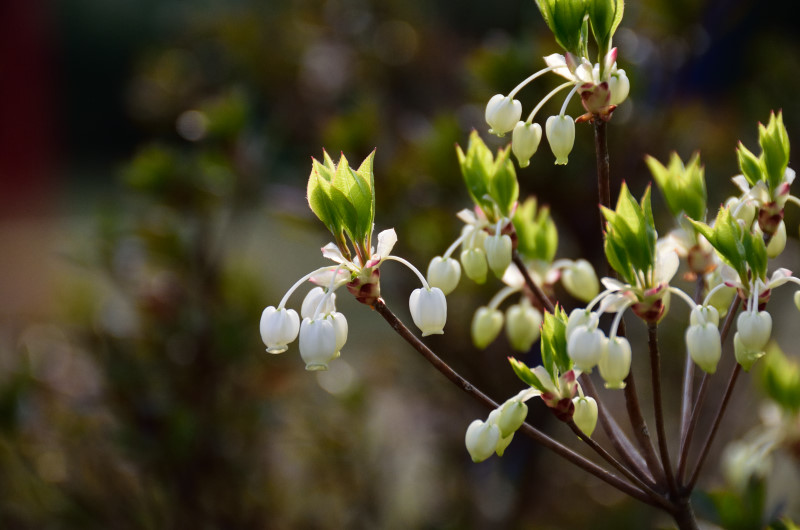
[[509, 357, 547, 393]]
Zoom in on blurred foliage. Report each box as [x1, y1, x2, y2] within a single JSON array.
[[1, 0, 799, 528]]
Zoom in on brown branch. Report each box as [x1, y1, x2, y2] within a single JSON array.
[[647, 323, 678, 497]]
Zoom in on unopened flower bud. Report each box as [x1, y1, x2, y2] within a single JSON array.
[[461, 248, 488, 284], [299, 317, 338, 370], [465, 419, 501, 463], [766, 221, 787, 258], [495, 432, 514, 457], [725, 197, 756, 229], [561, 260, 600, 303], [484, 233, 512, 278], [737, 311, 772, 353], [505, 302, 543, 352], [301, 287, 336, 319], [260, 306, 300, 354], [409, 287, 447, 337], [427, 256, 461, 295], [485, 94, 522, 137], [598, 336, 630, 389], [734, 332, 766, 372], [497, 399, 528, 438], [567, 325, 606, 373], [572, 396, 598, 437], [566, 309, 599, 341], [686, 323, 722, 374], [608, 70, 630, 106], [512, 121, 542, 168], [690, 305, 720, 327], [471, 306, 504, 349], [546, 115, 575, 165]]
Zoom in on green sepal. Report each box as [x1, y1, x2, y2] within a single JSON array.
[[587, 0, 624, 58], [647, 152, 707, 222], [513, 197, 558, 263], [736, 142, 763, 187], [760, 343, 800, 415], [509, 357, 547, 393], [742, 229, 768, 281], [758, 111, 790, 192], [540, 306, 571, 377], [535, 0, 588, 55]]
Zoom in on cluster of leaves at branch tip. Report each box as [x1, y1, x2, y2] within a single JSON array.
[[457, 131, 519, 223], [601, 182, 657, 287], [647, 151, 707, 222], [536, 0, 623, 68], [307, 149, 376, 263], [738, 111, 791, 194], [513, 197, 558, 263], [689, 207, 768, 287], [508, 307, 574, 403]]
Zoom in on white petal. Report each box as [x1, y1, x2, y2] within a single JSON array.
[[785, 167, 796, 185], [767, 268, 792, 288], [719, 264, 741, 287], [598, 293, 631, 314], [501, 265, 525, 288], [514, 387, 542, 402], [731, 175, 751, 194], [543, 53, 575, 81], [600, 277, 625, 291], [655, 247, 680, 284], [309, 268, 350, 288], [321, 243, 347, 264], [456, 208, 478, 225], [374, 228, 398, 259]]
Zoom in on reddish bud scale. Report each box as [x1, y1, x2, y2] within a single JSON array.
[[758, 202, 784, 236], [737, 287, 771, 312], [347, 269, 381, 305], [687, 245, 715, 276]]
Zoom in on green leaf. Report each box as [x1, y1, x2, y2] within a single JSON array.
[[689, 208, 747, 281], [457, 131, 495, 214], [647, 152, 707, 222], [540, 307, 571, 377], [331, 153, 373, 244], [736, 142, 763, 187], [535, 0, 588, 55], [509, 357, 546, 393], [759, 111, 790, 192], [742, 230, 767, 280], [761, 343, 800, 414], [307, 161, 342, 237], [488, 146, 519, 217], [587, 0, 624, 56], [513, 198, 559, 263]]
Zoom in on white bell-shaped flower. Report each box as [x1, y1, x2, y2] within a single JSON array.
[[495, 432, 514, 457], [496, 399, 528, 438], [734, 332, 766, 372], [409, 287, 447, 336], [765, 221, 787, 258], [561, 259, 600, 303], [299, 317, 338, 370], [260, 306, 300, 354], [795, 291, 800, 312], [471, 306, 504, 349], [460, 247, 488, 284], [484, 233, 512, 278], [566, 309, 599, 341], [598, 336, 630, 389], [608, 70, 630, 106], [572, 396, 599, 436], [485, 94, 522, 137], [300, 287, 336, 319], [686, 323, 722, 374], [690, 305, 720, 327], [465, 419, 501, 463], [545, 114, 575, 165], [505, 302, 543, 353], [737, 310, 772, 353], [511, 121, 542, 168], [427, 256, 461, 295], [567, 325, 607, 373]]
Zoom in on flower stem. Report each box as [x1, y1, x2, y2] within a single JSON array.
[[372, 298, 658, 506], [679, 277, 705, 444], [676, 296, 741, 486], [647, 323, 678, 497]]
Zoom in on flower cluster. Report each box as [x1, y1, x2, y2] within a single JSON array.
[[260, 152, 448, 370], [485, 0, 629, 167]]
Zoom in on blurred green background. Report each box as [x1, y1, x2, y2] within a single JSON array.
[[0, 0, 799, 528]]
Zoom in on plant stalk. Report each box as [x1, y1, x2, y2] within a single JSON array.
[[647, 322, 678, 497]]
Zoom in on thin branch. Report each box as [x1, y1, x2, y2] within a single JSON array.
[[594, 120, 611, 210], [511, 251, 555, 313], [372, 298, 658, 506], [677, 296, 741, 486], [566, 420, 672, 510], [579, 374, 656, 486], [647, 322, 678, 497]]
